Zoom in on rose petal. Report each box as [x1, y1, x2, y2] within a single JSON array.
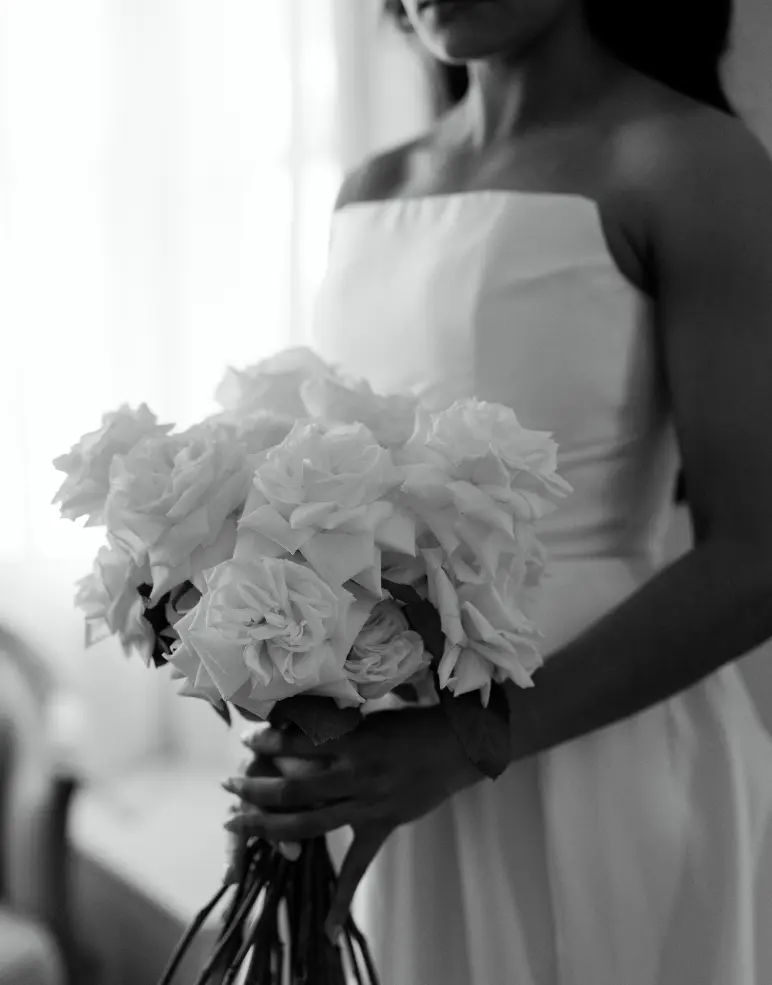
[[439, 647, 493, 705], [301, 531, 377, 587], [424, 550, 464, 647], [375, 510, 416, 556], [240, 504, 313, 555], [447, 480, 514, 536]]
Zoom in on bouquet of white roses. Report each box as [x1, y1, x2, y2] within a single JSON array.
[[54, 347, 570, 985]]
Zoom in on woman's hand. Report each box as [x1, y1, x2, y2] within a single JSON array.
[[222, 706, 484, 936], [224, 707, 482, 839], [222, 729, 304, 885]]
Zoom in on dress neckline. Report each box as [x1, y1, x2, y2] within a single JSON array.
[[333, 189, 606, 246], [332, 188, 649, 299], [333, 188, 651, 304], [335, 188, 602, 216]]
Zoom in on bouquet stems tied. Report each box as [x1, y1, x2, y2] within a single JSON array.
[[157, 835, 379, 985]]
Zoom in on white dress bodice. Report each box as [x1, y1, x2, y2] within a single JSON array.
[[313, 191, 678, 569]]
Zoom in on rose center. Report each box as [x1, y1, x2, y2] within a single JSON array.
[[246, 612, 308, 649]]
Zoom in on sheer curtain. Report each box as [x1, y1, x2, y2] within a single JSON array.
[[0, 0, 430, 778]]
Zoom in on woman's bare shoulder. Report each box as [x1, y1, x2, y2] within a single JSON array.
[[606, 76, 771, 216], [334, 133, 433, 210], [597, 76, 772, 286]]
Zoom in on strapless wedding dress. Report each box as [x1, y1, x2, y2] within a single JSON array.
[[311, 191, 772, 985]]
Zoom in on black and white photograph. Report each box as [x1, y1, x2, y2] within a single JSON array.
[[2, 1, 772, 983]]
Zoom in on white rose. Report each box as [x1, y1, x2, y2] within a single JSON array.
[[402, 400, 572, 520], [168, 641, 224, 707], [215, 346, 335, 419], [301, 375, 418, 448], [425, 548, 543, 705], [418, 399, 570, 500], [53, 404, 171, 525], [345, 600, 428, 700], [237, 422, 415, 593], [168, 556, 375, 720], [75, 540, 153, 654], [398, 402, 570, 580], [104, 424, 250, 603], [200, 410, 294, 459], [233, 412, 295, 459]]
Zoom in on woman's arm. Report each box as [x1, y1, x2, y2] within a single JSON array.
[[506, 110, 772, 759], [507, 538, 772, 758]]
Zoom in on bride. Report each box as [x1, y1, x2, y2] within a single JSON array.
[[226, 0, 772, 981]]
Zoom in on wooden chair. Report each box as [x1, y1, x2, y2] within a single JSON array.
[[0, 625, 81, 985]]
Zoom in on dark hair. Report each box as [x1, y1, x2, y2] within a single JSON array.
[[384, 0, 736, 117]]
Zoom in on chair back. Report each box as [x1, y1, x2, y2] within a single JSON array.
[[0, 626, 57, 915], [0, 622, 80, 985]]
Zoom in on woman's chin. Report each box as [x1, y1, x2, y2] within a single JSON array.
[[416, 1, 515, 62], [423, 32, 516, 65]]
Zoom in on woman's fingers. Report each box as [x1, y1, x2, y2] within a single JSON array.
[[221, 764, 355, 810], [242, 727, 343, 760], [325, 824, 392, 942], [223, 803, 249, 885], [277, 840, 303, 862], [223, 752, 282, 882], [223, 800, 360, 842], [244, 751, 282, 779], [226, 731, 357, 860]]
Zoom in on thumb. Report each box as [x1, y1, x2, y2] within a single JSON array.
[[325, 824, 392, 943]]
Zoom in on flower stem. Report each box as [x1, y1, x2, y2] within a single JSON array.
[[156, 883, 230, 985], [157, 836, 379, 985]]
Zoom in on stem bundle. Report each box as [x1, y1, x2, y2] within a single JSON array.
[[157, 837, 379, 985]]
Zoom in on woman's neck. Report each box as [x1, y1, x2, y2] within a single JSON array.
[[459, 22, 622, 146]]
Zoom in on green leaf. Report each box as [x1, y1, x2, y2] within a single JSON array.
[[211, 700, 232, 727], [393, 682, 420, 703], [271, 695, 362, 745], [382, 579, 423, 607], [439, 679, 512, 780], [403, 600, 445, 662], [137, 583, 176, 668], [383, 578, 446, 663], [212, 702, 231, 727]]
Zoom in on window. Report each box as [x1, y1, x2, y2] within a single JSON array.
[[0, 0, 430, 775]]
